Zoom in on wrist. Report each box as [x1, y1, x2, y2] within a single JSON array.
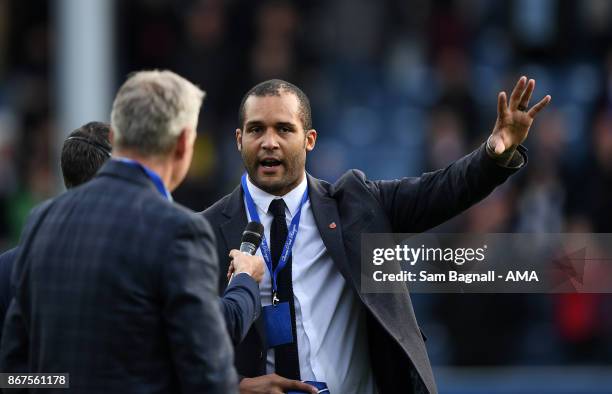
[[233, 270, 252, 278], [486, 135, 518, 166]]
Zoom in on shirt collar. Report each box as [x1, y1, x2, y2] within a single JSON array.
[[113, 157, 173, 201], [245, 173, 307, 218]]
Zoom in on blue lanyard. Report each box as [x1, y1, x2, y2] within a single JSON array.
[[115, 158, 172, 200], [241, 173, 308, 304]]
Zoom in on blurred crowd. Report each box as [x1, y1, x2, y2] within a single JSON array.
[[1, 0, 611, 366]]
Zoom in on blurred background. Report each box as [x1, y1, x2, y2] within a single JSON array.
[[0, 0, 611, 392]]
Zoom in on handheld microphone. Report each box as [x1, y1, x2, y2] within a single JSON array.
[[229, 221, 264, 283], [240, 221, 264, 255]]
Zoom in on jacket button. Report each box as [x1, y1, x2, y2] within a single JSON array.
[[259, 351, 264, 359]]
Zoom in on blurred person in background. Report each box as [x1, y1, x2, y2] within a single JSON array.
[[0, 70, 256, 393], [0, 121, 112, 345], [555, 107, 612, 364], [203, 76, 550, 393]]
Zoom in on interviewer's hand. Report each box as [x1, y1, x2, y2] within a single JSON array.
[[227, 249, 265, 283], [489, 76, 551, 155], [239, 374, 318, 394]]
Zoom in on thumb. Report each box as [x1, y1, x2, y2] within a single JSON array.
[[278, 377, 319, 394], [491, 134, 506, 155]]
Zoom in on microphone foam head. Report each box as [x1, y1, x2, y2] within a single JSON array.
[[242, 221, 264, 247]]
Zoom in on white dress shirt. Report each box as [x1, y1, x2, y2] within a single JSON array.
[[244, 174, 376, 394]]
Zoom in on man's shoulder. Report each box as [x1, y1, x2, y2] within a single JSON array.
[[0, 247, 17, 276], [0, 247, 18, 261], [322, 169, 374, 197], [61, 176, 207, 236], [172, 202, 213, 234], [200, 186, 241, 225], [141, 195, 212, 239], [202, 193, 232, 217], [334, 169, 368, 186]]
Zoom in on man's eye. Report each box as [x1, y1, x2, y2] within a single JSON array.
[[249, 127, 262, 133], [280, 127, 291, 133]]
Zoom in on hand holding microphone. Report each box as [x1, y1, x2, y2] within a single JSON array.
[[227, 222, 265, 283]]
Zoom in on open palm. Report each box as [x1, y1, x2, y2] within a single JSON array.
[[489, 76, 552, 155]]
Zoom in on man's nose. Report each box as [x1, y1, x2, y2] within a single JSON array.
[[261, 129, 280, 150]]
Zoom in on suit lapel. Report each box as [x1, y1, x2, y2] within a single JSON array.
[[220, 185, 247, 256], [307, 174, 353, 285], [219, 185, 267, 349]]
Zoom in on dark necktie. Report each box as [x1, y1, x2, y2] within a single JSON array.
[[268, 198, 300, 380]]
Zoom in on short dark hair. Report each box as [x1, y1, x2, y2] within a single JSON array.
[[60, 122, 112, 189], [238, 79, 312, 130]]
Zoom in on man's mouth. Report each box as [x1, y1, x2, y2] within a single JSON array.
[[259, 158, 282, 168]]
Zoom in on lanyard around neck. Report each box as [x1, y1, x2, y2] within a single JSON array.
[[241, 173, 308, 304]]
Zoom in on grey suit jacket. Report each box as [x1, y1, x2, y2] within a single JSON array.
[[202, 144, 526, 394], [0, 160, 239, 394]]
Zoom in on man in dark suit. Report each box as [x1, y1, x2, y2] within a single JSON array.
[[203, 77, 551, 393], [0, 70, 262, 393]]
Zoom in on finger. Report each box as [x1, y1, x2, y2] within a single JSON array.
[[519, 79, 535, 110], [227, 261, 235, 279], [497, 91, 507, 117], [509, 76, 527, 110], [228, 249, 239, 259], [527, 95, 551, 118]]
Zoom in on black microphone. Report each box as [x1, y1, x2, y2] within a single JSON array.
[[240, 221, 264, 255], [229, 222, 264, 283]]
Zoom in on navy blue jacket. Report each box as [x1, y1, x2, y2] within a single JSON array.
[[0, 161, 243, 394], [203, 144, 527, 394], [0, 246, 260, 349]]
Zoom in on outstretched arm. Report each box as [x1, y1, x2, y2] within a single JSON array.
[[372, 76, 551, 232]]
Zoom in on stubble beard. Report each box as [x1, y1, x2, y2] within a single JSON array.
[[242, 150, 305, 196]]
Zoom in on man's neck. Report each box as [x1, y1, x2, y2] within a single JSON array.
[[113, 150, 174, 191]]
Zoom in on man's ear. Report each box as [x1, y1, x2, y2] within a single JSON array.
[[174, 128, 190, 159], [236, 128, 242, 152], [305, 129, 317, 152]]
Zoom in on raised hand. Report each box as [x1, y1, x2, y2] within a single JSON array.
[[489, 76, 551, 155]]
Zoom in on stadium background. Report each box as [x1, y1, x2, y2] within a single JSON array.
[[0, 0, 611, 392]]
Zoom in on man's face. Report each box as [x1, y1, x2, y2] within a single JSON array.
[[237, 92, 316, 196]]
